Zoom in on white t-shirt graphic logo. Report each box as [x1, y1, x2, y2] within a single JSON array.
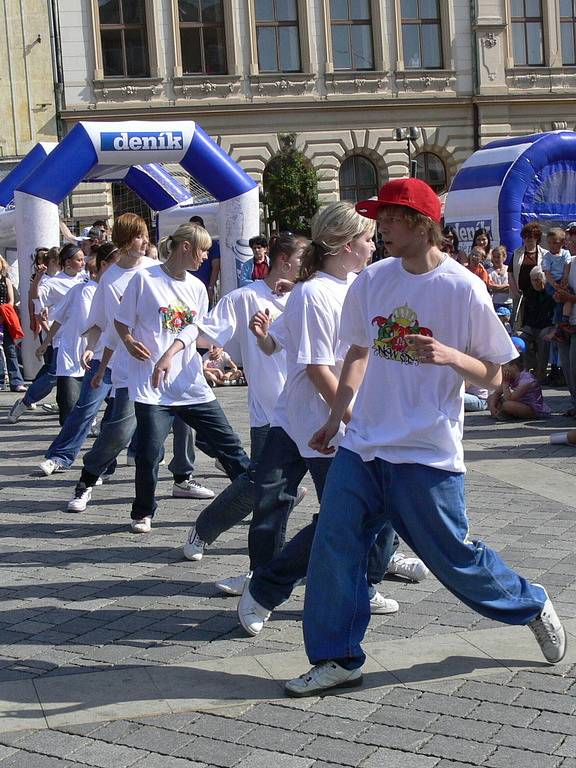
[[372, 303, 433, 365]]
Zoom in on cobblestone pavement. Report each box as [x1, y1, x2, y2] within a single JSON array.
[[1, 385, 576, 766]]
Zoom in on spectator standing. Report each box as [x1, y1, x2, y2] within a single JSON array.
[[189, 216, 220, 307]]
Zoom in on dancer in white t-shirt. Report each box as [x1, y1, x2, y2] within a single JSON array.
[[284, 178, 565, 698], [115, 223, 251, 533]]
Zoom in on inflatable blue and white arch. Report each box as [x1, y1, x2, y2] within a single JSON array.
[[12, 121, 259, 374], [444, 130, 576, 255]]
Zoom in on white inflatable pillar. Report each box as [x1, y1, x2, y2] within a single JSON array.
[[218, 186, 260, 296], [14, 191, 60, 379]]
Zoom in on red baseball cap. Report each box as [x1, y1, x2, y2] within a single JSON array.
[[356, 178, 442, 223]]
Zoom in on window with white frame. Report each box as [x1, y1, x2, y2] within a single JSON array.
[[255, 0, 301, 72], [400, 0, 443, 69], [330, 0, 374, 71], [178, 0, 227, 74], [98, 0, 150, 77], [560, 0, 576, 65], [339, 155, 378, 201], [510, 0, 544, 66]]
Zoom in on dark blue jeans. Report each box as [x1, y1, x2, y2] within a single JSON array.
[[46, 361, 112, 467], [0, 326, 24, 389], [132, 400, 249, 520], [24, 345, 57, 405], [248, 427, 396, 611]]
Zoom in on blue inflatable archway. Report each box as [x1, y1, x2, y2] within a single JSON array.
[[444, 130, 576, 256]]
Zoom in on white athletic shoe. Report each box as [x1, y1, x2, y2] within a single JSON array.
[[237, 581, 271, 636], [215, 572, 251, 596], [131, 516, 152, 533], [8, 398, 28, 423], [370, 591, 400, 614], [67, 484, 92, 513], [183, 525, 206, 561], [387, 552, 430, 583], [285, 662, 363, 698], [40, 402, 59, 414], [172, 479, 215, 499], [39, 458, 64, 476], [528, 594, 566, 664]]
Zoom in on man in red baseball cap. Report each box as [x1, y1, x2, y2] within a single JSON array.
[[284, 177, 566, 698]]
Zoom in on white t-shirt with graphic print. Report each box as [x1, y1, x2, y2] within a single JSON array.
[[269, 271, 354, 458], [115, 264, 214, 406], [340, 257, 518, 473], [178, 279, 288, 428]]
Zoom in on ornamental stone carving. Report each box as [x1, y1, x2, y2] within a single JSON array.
[[394, 70, 456, 93], [326, 71, 390, 96], [174, 76, 240, 100], [93, 78, 163, 103]]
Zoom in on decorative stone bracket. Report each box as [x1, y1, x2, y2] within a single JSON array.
[[394, 69, 457, 93], [173, 75, 241, 100], [249, 72, 316, 98], [93, 77, 164, 103], [326, 71, 390, 95]]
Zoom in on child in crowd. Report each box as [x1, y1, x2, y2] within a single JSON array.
[[466, 246, 490, 288], [464, 383, 488, 412], [202, 345, 243, 386], [488, 245, 512, 309], [471, 227, 493, 269], [496, 306, 513, 334], [488, 354, 551, 420], [541, 228, 573, 326]]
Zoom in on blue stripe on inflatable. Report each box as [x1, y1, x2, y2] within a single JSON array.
[[17, 124, 98, 204], [449, 162, 511, 192], [484, 132, 550, 150], [124, 165, 191, 211], [0, 143, 51, 207], [182, 125, 257, 201]]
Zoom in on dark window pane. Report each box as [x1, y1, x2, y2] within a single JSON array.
[[277, 0, 298, 21], [331, 0, 349, 21], [339, 156, 377, 201], [401, 0, 418, 19], [510, 0, 524, 17], [512, 22, 527, 64], [525, 0, 541, 16], [257, 26, 278, 70], [99, 0, 120, 24], [351, 0, 371, 20], [421, 23, 442, 67], [332, 25, 351, 68], [402, 24, 421, 67], [562, 22, 575, 64], [124, 27, 149, 76], [351, 24, 373, 69], [279, 26, 301, 71], [560, 0, 573, 15], [203, 25, 227, 73], [121, 0, 145, 24], [180, 26, 202, 72], [526, 21, 543, 63], [202, 0, 223, 23], [356, 157, 376, 186], [101, 28, 124, 75], [179, 0, 200, 22], [420, 0, 439, 19], [340, 158, 356, 186], [255, 0, 274, 21]]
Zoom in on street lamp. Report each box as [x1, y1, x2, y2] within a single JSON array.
[[393, 126, 421, 177]]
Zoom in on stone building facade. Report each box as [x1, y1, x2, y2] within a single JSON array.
[[55, 0, 576, 227]]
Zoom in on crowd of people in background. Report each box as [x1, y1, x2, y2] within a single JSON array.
[[0, 178, 569, 696]]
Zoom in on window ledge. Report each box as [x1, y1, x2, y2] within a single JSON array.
[[173, 73, 242, 99], [93, 77, 164, 102], [326, 70, 391, 95], [506, 67, 576, 90], [249, 72, 316, 97], [394, 69, 457, 93]]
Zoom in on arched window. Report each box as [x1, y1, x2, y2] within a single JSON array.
[[339, 155, 378, 202], [414, 152, 446, 193]]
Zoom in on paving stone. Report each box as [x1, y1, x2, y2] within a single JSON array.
[[491, 724, 565, 754], [298, 736, 376, 766], [299, 714, 369, 741], [238, 724, 314, 754], [427, 714, 501, 742], [357, 723, 433, 752], [235, 750, 314, 768], [240, 703, 311, 730], [418, 734, 496, 764], [308, 697, 378, 721], [181, 714, 257, 742], [114, 725, 196, 755], [512, 689, 576, 715], [485, 745, 564, 768], [13, 729, 87, 757], [532, 712, 576, 736], [471, 701, 540, 727], [368, 704, 441, 731], [87, 721, 142, 743], [130, 757, 206, 768], [556, 736, 576, 758], [360, 748, 440, 768], [63, 739, 148, 768], [456, 679, 522, 704], [170, 736, 251, 767], [0, 754, 78, 768], [412, 693, 478, 718], [510, 670, 575, 693]]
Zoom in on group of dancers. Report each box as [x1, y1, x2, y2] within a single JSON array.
[[7, 177, 566, 697]]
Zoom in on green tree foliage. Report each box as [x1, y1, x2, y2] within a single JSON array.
[[263, 134, 319, 234]]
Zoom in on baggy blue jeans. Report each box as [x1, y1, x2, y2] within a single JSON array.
[[303, 448, 547, 669], [0, 326, 25, 389], [132, 400, 249, 520], [195, 423, 272, 544], [248, 428, 396, 612], [23, 345, 57, 405], [45, 361, 112, 467]]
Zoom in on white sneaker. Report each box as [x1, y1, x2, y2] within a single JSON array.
[[214, 458, 225, 473], [94, 475, 112, 486], [294, 486, 307, 507], [8, 398, 28, 423], [39, 458, 64, 476], [237, 581, 271, 636], [173, 479, 215, 499], [40, 402, 59, 414], [370, 591, 400, 614], [67, 484, 92, 512], [285, 662, 363, 698], [528, 594, 566, 664], [131, 516, 152, 533], [387, 552, 430, 583], [215, 572, 251, 596], [89, 418, 100, 437], [183, 525, 206, 561]]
